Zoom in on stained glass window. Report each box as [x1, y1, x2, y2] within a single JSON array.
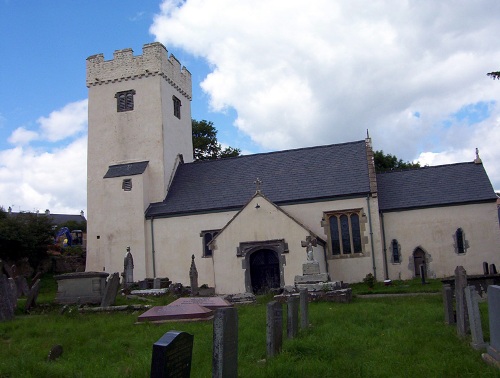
[[329, 216, 340, 255], [351, 214, 362, 253], [340, 214, 351, 254], [392, 239, 400, 263]]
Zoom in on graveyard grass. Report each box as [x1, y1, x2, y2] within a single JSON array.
[[1, 276, 499, 377]]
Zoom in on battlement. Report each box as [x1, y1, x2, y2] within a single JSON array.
[[86, 42, 192, 99]]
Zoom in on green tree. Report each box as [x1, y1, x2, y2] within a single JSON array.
[[487, 71, 500, 80], [192, 119, 241, 161], [374, 150, 420, 173]]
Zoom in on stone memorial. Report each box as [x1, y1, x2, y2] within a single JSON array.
[[31, 272, 42, 288], [15, 275, 30, 298], [287, 296, 299, 339], [294, 236, 334, 291], [442, 284, 455, 325], [25, 279, 41, 312], [486, 285, 500, 362], [420, 265, 426, 284], [464, 285, 487, 350], [0, 274, 15, 322], [490, 264, 498, 275], [150, 331, 193, 378], [153, 278, 161, 290], [55, 271, 109, 304], [123, 247, 134, 288], [299, 289, 309, 330], [266, 301, 283, 358], [100, 272, 121, 307], [170, 297, 232, 310], [454, 266, 469, 337], [483, 262, 489, 276], [189, 255, 198, 296], [8, 278, 17, 310], [138, 303, 213, 323], [213, 307, 238, 378]]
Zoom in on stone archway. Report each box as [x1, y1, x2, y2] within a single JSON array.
[[249, 249, 280, 294], [413, 247, 426, 277]]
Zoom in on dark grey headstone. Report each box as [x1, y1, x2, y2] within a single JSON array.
[[487, 285, 500, 362], [299, 289, 309, 330], [101, 272, 121, 307], [442, 284, 455, 325], [150, 331, 193, 378], [287, 296, 299, 339], [8, 278, 17, 310], [25, 279, 41, 312], [153, 278, 161, 290], [0, 274, 15, 322], [490, 264, 498, 275], [464, 286, 487, 350], [483, 262, 489, 276], [266, 301, 283, 358], [15, 276, 29, 298], [48, 345, 63, 361], [454, 266, 469, 337], [213, 307, 238, 378], [420, 265, 426, 284], [189, 255, 198, 297]]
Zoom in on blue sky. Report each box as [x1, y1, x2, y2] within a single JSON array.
[[1, 1, 500, 214]]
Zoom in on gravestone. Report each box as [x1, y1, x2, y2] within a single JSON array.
[[442, 284, 455, 325], [483, 262, 489, 276], [189, 255, 198, 297], [455, 266, 469, 337], [14, 275, 29, 298], [287, 296, 299, 339], [31, 272, 42, 288], [138, 303, 212, 323], [420, 265, 426, 284], [3, 263, 13, 279], [123, 247, 134, 288], [299, 289, 309, 330], [25, 279, 41, 312], [11, 265, 17, 278], [0, 274, 15, 321], [490, 264, 498, 275], [48, 345, 63, 361], [266, 301, 283, 358], [213, 307, 238, 378], [464, 286, 487, 350], [101, 272, 121, 307], [150, 331, 193, 378], [8, 278, 17, 310], [486, 285, 500, 362], [154, 278, 161, 290]]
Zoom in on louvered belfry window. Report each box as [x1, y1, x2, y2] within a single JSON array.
[[173, 95, 181, 119], [122, 179, 132, 191], [115, 90, 136, 112]]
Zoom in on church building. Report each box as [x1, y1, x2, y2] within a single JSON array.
[[85, 43, 500, 294]]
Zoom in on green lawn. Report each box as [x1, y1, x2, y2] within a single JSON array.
[[0, 277, 498, 377]]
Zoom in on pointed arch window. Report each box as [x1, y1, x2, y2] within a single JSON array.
[[326, 209, 364, 257], [200, 230, 219, 257], [456, 228, 465, 254]]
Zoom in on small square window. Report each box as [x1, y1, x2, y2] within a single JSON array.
[[115, 90, 136, 112], [173, 96, 181, 119], [122, 179, 132, 191]]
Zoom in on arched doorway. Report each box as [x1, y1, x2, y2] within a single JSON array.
[[413, 248, 426, 277], [249, 249, 280, 294]]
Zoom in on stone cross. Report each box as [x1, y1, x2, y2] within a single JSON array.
[[254, 177, 262, 192], [189, 255, 198, 296], [301, 236, 317, 261]]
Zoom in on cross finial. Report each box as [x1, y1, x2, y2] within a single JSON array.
[[254, 177, 262, 193], [474, 147, 482, 164]]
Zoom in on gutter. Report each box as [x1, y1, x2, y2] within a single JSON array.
[[366, 195, 377, 280], [150, 217, 156, 278], [380, 212, 389, 280]]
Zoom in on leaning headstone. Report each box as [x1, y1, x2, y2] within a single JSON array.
[[47, 345, 63, 361], [299, 289, 309, 330], [123, 247, 134, 288], [25, 279, 41, 312], [287, 296, 299, 339], [455, 266, 469, 337], [442, 284, 455, 325], [213, 307, 238, 378], [464, 286, 487, 350], [486, 285, 500, 362], [31, 272, 42, 288], [100, 272, 121, 307], [189, 255, 198, 297], [483, 262, 490, 276], [490, 264, 498, 275], [266, 301, 283, 358], [0, 274, 15, 321], [150, 331, 193, 378]]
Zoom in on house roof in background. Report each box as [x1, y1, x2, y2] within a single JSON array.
[[377, 162, 497, 212], [6, 211, 86, 225]]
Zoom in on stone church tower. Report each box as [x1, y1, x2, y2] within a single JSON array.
[[85, 43, 193, 278]]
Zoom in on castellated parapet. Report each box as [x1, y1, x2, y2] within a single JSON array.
[[86, 42, 192, 100]]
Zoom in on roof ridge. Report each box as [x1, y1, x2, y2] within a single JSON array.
[[376, 161, 475, 175]]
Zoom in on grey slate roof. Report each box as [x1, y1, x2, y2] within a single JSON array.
[[146, 140, 371, 217], [8, 212, 86, 226], [377, 162, 497, 212], [104, 161, 149, 178]]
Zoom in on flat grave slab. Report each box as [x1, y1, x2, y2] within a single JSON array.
[[138, 303, 213, 323], [169, 297, 233, 310]]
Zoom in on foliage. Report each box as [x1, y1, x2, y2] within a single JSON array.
[[0, 207, 54, 269], [374, 150, 420, 173], [362, 273, 376, 288], [192, 119, 241, 161], [487, 71, 500, 80]]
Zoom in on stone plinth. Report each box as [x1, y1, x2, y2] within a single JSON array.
[[138, 304, 213, 323], [294, 273, 329, 284], [302, 261, 320, 275], [55, 272, 109, 304]]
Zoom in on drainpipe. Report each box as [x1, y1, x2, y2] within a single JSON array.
[[380, 212, 389, 280], [366, 195, 377, 280], [150, 217, 156, 278]]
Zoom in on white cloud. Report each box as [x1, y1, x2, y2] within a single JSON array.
[[37, 99, 88, 142], [151, 0, 500, 189], [8, 127, 39, 145]]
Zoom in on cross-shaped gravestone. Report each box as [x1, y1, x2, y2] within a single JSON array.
[[254, 178, 262, 192], [301, 236, 317, 261]]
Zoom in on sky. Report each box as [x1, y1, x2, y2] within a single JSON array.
[[1, 0, 500, 215]]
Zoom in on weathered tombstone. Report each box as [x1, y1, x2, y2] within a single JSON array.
[[455, 266, 469, 337], [483, 262, 490, 276], [15, 275, 30, 297], [3, 263, 13, 279], [123, 247, 134, 288], [299, 289, 309, 330], [486, 285, 500, 362], [11, 265, 17, 278], [100, 272, 121, 307], [266, 301, 283, 358], [442, 284, 455, 325], [48, 345, 63, 361], [31, 272, 42, 288], [213, 307, 238, 378], [150, 331, 194, 378], [420, 265, 426, 285], [189, 255, 198, 297], [287, 296, 299, 339], [464, 286, 487, 350], [490, 264, 498, 275], [0, 274, 15, 321], [25, 279, 41, 312], [154, 278, 161, 290], [8, 278, 17, 310]]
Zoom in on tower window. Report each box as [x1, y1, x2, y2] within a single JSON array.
[[115, 90, 136, 112], [122, 179, 132, 191], [173, 96, 181, 119]]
